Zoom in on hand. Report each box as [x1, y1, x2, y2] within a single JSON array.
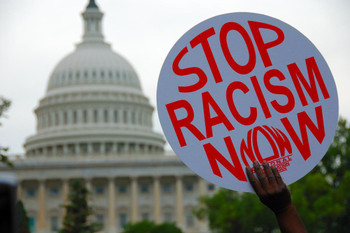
[[246, 160, 292, 215]]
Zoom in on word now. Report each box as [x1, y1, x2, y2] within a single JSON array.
[[203, 105, 324, 181]]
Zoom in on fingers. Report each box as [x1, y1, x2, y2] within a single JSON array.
[[246, 166, 264, 196], [271, 166, 283, 185], [263, 161, 277, 187], [253, 161, 268, 190]]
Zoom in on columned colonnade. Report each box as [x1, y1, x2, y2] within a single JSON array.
[[17, 176, 208, 233]]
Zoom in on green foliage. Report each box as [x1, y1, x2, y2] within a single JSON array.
[[0, 97, 13, 167], [122, 220, 183, 233], [195, 118, 350, 233], [194, 190, 278, 233], [16, 200, 31, 233], [59, 179, 101, 233]]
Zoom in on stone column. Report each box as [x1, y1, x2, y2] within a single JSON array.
[[153, 177, 161, 224], [42, 147, 47, 156], [78, 109, 83, 124], [85, 178, 92, 205], [108, 178, 117, 233], [62, 179, 69, 217], [52, 145, 57, 155], [109, 109, 114, 124], [88, 143, 93, 154], [75, 144, 80, 155], [63, 145, 68, 155], [198, 178, 207, 231], [101, 143, 105, 154], [176, 176, 184, 229], [118, 109, 123, 124], [38, 180, 46, 233], [131, 177, 138, 222], [112, 143, 117, 153], [198, 178, 206, 197]]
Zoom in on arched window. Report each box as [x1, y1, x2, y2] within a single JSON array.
[[73, 111, 77, 124], [123, 110, 128, 124], [55, 112, 59, 126], [64, 112, 68, 125], [94, 110, 98, 123], [114, 110, 118, 123], [83, 110, 88, 123], [104, 109, 108, 123]]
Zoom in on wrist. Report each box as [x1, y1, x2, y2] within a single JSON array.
[[273, 202, 294, 216]]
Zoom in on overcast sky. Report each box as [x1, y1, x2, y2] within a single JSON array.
[[0, 0, 349, 154]]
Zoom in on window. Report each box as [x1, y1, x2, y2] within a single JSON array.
[[94, 110, 98, 123], [48, 114, 52, 126], [104, 109, 108, 123], [131, 111, 136, 124], [185, 184, 193, 191], [119, 214, 127, 228], [68, 144, 75, 154], [105, 143, 112, 154], [130, 143, 135, 153], [55, 112, 59, 126], [83, 110, 88, 123], [73, 111, 77, 124], [164, 213, 172, 222], [119, 185, 127, 194], [208, 184, 215, 191], [117, 143, 125, 153], [50, 188, 59, 196], [97, 215, 104, 227], [140, 185, 149, 193], [57, 145, 63, 154], [64, 112, 68, 124], [186, 212, 194, 227], [47, 147, 53, 155], [142, 213, 149, 221], [93, 143, 100, 153], [96, 186, 104, 194], [29, 217, 35, 233], [51, 217, 58, 232], [80, 144, 88, 153], [123, 110, 128, 123], [114, 110, 118, 123], [162, 184, 171, 193], [26, 189, 35, 197]]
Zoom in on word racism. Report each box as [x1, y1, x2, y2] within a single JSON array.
[[165, 21, 329, 182]]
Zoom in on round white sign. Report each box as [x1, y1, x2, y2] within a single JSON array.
[[157, 13, 338, 192]]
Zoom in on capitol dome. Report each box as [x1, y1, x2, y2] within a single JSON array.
[[24, 0, 165, 157]]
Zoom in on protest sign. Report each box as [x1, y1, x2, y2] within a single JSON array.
[[157, 13, 338, 192]]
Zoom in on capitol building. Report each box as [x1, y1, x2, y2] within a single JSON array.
[[0, 1, 215, 233]]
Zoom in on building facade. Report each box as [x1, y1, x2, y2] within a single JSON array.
[[0, 1, 216, 233]]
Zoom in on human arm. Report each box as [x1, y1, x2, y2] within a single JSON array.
[[246, 161, 307, 233]]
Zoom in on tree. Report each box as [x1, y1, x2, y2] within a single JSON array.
[[194, 190, 278, 233], [16, 200, 31, 233], [122, 220, 183, 233], [59, 179, 101, 233], [194, 118, 350, 233], [0, 97, 13, 167], [290, 117, 350, 232]]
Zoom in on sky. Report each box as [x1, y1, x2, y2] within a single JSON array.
[[0, 0, 349, 155]]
